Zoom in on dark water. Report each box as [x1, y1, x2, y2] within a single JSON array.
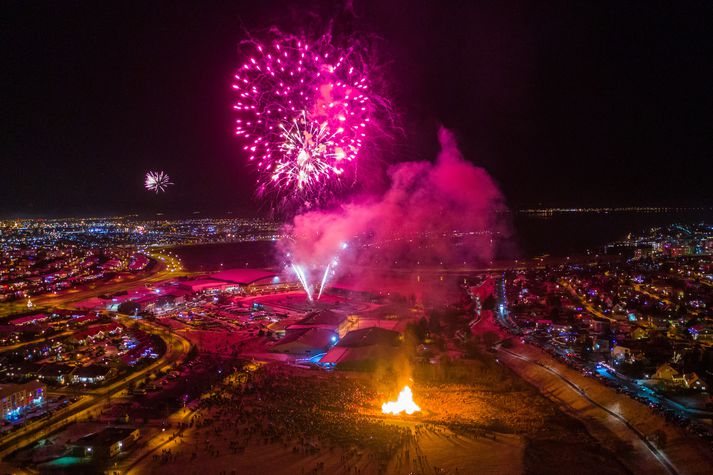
[[171, 241, 278, 272], [172, 211, 713, 271], [512, 210, 713, 257]]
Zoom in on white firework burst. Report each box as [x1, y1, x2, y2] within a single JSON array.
[[145, 171, 173, 193], [270, 112, 347, 194]]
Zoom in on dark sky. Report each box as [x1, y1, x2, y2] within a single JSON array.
[[1, 0, 711, 217]]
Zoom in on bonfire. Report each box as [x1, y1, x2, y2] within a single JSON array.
[[381, 386, 421, 415]]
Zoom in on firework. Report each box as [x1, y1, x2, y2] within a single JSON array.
[[289, 240, 347, 302], [316, 259, 336, 300], [144, 171, 173, 193], [291, 263, 314, 302], [233, 33, 382, 208]]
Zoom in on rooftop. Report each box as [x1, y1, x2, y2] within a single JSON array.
[[337, 327, 401, 348], [75, 427, 137, 447], [209, 268, 278, 285], [271, 327, 336, 351]]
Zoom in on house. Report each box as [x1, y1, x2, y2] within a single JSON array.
[[688, 325, 713, 343], [71, 365, 116, 385], [70, 313, 99, 326], [68, 323, 122, 345], [591, 338, 611, 353], [585, 319, 610, 335], [37, 363, 75, 385], [9, 313, 48, 326], [654, 363, 705, 389], [654, 363, 679, 380], [0, 325, 20, 345], [611, 345, 642, 363], [3, 362, 42, 380]]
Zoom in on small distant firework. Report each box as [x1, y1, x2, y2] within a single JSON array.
[[144, 171, 173, 193], [233, 31, 386, 209]]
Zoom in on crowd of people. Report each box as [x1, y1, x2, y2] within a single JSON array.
[[145, 363, 421, 474]]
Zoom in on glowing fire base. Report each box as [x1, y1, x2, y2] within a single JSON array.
[[381, 386, 421, 415]]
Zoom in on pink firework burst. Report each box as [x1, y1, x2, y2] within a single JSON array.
[[233, 33, 381, 209]]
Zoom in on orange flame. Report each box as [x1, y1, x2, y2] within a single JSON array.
[[381, 385, 421, 415]]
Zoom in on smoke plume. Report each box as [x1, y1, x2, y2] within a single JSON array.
[[282, 127, 508, 293]]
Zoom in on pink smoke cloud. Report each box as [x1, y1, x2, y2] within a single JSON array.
[[282, 127, 508, 290]]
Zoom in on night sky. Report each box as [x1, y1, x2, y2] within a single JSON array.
[[1, 1, 712, 217]]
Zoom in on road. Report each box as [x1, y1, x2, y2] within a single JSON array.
[[0, 316, 192, 459], [0, 250, 191, 318], [0, 330, 73, 354], [559, 279, 619, 323], [492, 277, 713, 475], [497, 345, 678, 475]]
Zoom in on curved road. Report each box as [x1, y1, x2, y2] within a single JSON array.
[[498, 346, 678, 475], [0, 317, 192, 459]]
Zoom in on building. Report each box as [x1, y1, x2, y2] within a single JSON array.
[[178, 278, 229, 293], [37, 364, 75, 385], [71, 365, 116, 385], [653, 364, 705, 390], [270, 328, 337, 356], [209, 268, 281, 289], [68, 323, 122, 345], [9, 313, 48, 326], [71, 426, 140, 459], [287, 309, 354, 337], [3, 362, 42, 381], [611, 344, 643, 363], [688, 324, 713, 343], [321, 327, 401, 368], [0, 380, 45, 418]]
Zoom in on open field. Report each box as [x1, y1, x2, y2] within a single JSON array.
[[126, 347, 629, 475]]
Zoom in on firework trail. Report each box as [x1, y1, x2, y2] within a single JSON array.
[[144, 171, 173, 193], [291, 263, 314, 302], [316, 259, 336, 300], [288, 241, 347, 302], [233, 31, 386, 210]]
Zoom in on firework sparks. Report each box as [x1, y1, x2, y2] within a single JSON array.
[[289, 240, 347, 302], [233, 33, 382, 208], [144, 171, 173, 193], [273, 111, 346, 192], [291, 263, 314, 302], [316, 259, 336, 300]]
